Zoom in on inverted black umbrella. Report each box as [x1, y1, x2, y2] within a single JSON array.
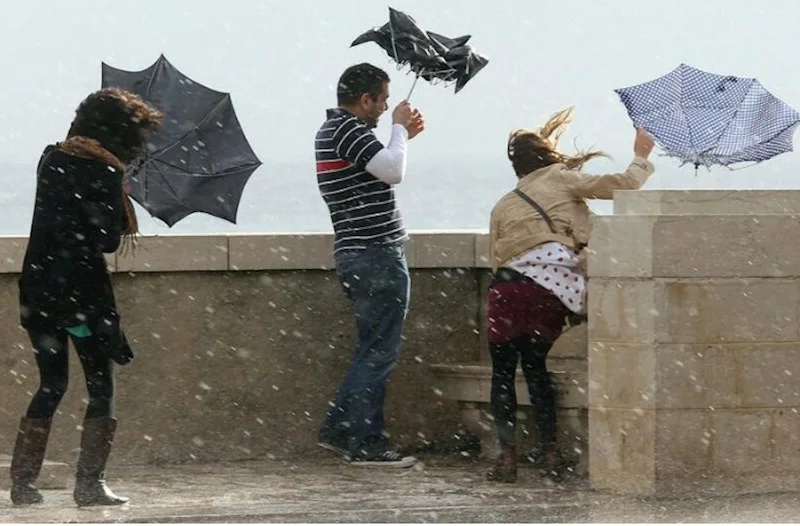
[[351, 7, 488, 98], [101, 54, 262, 226], [425, 32, 489, 94]]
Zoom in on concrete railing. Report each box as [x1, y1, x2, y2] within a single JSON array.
[[0, 229, 491, 274], [2, 230, 576, 470]]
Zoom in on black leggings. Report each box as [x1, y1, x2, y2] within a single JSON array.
[[25, 329, 115, 420], [489, 335, 556, 447]]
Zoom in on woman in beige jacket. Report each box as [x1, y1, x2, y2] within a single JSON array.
[[486, 108, 655, 483]]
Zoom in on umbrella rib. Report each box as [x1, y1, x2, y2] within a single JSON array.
[[144, 55, 163, 101], [705, 80, 754, 158], [145, 159, 184, 210], [389, 12, 400, 64], [149, 157, 260, 177], [675, 68, 697, 164], [148, 160, 225, 217], [719, 120, 800, 164], [146, 159, 256, 217], [147, 95, 230, 161], [676, 68, 704, 166]]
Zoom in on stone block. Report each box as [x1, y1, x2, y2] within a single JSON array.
[[588, 343, 655, 409], [408, 231, 476, 268], [590, 406, 800, 497], [588, 216, 656, 278], [653, 410, 714, 479], [651, 215, 800, 278], [589, 407, 656, 495], [0, 237, 27, 274], [653, 344, 738, 409], [228, 233, 334, 270], [558, 408, 589, 475], [429, 360, 587, 410], [659, 279, 798, 344], [712, 410, 773, 473], [475, 232, 490, 268], [772, 409, 800, 472], [117, 235, 229, 272], [551, 323, 588, 360], [734, 344, 800, 407], [615, 190, 800, 216], [587, 279, 658, 343], [590, 214, 800, 279]]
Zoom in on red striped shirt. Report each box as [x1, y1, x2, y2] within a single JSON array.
[[316, 159, 352, 173]]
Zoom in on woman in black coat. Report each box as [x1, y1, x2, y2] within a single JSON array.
[[10, 88, 161, 507]]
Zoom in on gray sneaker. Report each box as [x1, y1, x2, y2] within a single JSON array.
[[349, 450, 417, 468]]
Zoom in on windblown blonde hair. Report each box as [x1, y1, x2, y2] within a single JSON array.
[[507, 107, 609, 177]]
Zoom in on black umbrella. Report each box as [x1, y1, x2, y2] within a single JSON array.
[[101, 55, 261, 226], [425, 32, 489, 93], [351, 7, 488, 98]]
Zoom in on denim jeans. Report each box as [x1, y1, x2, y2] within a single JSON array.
[[320, 244, 410, 458]]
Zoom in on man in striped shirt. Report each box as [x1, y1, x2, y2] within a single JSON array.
[[316, 63, 425, 468]]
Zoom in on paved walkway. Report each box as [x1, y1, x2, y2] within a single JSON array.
[[1, 456, 799, 523]]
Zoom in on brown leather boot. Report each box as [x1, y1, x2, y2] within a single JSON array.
[[486, 444, 517, 483], [73, 417, 129, 507], [9, 417, 52, 506], [541, 442, 564, 482]]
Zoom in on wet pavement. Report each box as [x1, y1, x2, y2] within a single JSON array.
[[1, 456, 799, 523]]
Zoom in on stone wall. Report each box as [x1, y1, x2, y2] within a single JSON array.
[[6, 189, 797, 498], [0, 232, 492, 466], [588, 190, 800, 496]]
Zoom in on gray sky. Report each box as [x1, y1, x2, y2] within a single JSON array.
[[1, 0, 799, 233]]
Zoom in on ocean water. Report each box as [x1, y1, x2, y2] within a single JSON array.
[[2, 153, 795, 236], [0, 157, 603, 236]]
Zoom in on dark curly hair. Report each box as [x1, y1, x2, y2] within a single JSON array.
[[67, 87, 163, 164], [66, 88, 162, 247]]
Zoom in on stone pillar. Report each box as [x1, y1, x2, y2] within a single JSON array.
[[588, 190, 800, 496]]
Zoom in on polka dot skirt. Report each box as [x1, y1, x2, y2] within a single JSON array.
[[506, 242, 586, 314]]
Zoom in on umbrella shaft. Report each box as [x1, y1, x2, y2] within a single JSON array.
[[406, 74, 419, 101]]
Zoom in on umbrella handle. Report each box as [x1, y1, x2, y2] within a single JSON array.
[[406, 73, 419, 101]]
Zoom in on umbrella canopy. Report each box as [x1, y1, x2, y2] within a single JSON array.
[[351, 8, 450, 78], [351, 7, 488, 96], [424, 32, 489, 93], [615, 63, 800, 170], [102, 55, 262, 226]]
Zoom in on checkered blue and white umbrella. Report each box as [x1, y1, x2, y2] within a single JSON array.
[[615, 64, 800, 171]]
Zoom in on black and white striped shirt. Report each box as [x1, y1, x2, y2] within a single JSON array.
[[315, 108, 407, 253]]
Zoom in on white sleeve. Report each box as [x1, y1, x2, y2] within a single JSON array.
[[365, 124, 408, 185]]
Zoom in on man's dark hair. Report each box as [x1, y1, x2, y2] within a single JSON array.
[[337, 63, 390, 106]]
